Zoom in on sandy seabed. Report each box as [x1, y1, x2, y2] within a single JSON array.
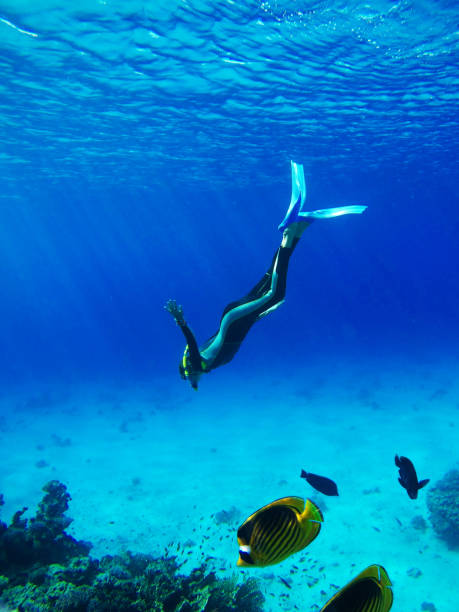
[[1, 356, 457, 611]]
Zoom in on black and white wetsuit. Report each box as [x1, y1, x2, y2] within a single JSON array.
[[180, 237, 299, 375]]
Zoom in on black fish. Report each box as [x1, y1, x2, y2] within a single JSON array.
[[395, 455, 429, 500], [300, 470, 339, 496]]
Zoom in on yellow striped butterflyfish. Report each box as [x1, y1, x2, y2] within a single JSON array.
[[320, 564, 393, 611], [236, 496, 323, 567]]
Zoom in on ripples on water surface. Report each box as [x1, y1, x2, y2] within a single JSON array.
[[0, 0, 457, 192]]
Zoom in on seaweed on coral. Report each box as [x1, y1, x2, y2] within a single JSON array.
[[0, 482, 264, 611]]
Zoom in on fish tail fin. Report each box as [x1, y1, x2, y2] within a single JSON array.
[[298, 499, 324, 549], [376, 565, 393, 590], [418, 478, 430, 489], [301, 498, 324, 524], [376, 565, 394, 611]]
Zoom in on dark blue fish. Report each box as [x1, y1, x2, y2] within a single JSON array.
[[395, 455, 429, 500], [300, 470, 339, 496]]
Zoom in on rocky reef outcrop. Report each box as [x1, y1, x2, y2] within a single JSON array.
[[426, 469, 459, 549]]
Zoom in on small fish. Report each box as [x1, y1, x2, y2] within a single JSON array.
[[395, 455, 429, 500], [300, 470, 339, 496], [236, 496, 323, 567], [279, 577, 292, 589], [320, 564, 393, 611]]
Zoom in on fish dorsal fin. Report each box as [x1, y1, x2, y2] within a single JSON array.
[[278, 496, 305, 513], [239, 496, 305, 532], [258, 496, 305, 514]]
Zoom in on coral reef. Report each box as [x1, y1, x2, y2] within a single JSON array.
[[426, 469, 459, 549], [0, 480, 91, 577], [0, 481, 264, 611]]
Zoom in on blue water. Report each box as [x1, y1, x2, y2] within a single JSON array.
[[0, 1, 458, 609]]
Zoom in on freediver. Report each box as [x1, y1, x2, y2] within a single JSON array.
[[165, 161, 366, 390]]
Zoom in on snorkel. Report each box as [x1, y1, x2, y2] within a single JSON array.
[[180, 347, 204, 390]]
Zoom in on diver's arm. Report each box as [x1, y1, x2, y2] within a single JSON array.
[[178, 323, 202, 370], [164, 299, 203, 370]]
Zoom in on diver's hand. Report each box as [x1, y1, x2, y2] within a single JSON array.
[[164, 299, 185, 326]]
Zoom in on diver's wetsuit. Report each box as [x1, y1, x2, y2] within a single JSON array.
[[180, 237, 300, 374]]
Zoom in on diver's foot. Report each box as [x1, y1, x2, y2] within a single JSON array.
[[281, 220, 312, 247], [295, 219, 313, 239], [278, 197, 301, 232]]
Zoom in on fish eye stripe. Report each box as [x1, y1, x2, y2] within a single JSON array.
[[238, 550, 255, 565]]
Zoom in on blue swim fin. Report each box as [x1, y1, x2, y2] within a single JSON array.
[[278, 161, 367, 231], [299, 205, 367, 219], [278, 161, 306, 231]]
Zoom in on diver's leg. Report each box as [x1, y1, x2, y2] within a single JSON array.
[[219, 264, 275, 318], [220, 235, 299, 318], [224, 159, 366, 313], [202, 162, 368, 370], [219, 232, 299, 323], [201, 239, 299, 368]]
